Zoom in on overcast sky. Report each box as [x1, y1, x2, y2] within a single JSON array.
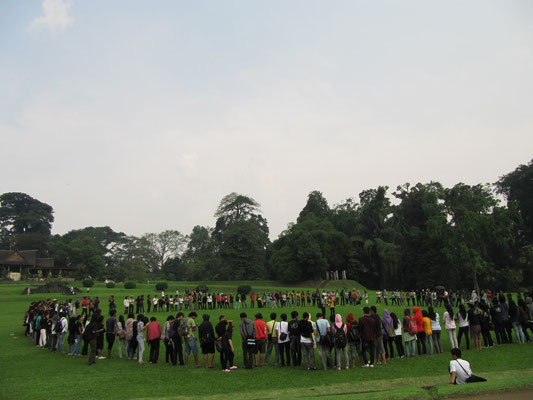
[[1, 0, 532, 239]]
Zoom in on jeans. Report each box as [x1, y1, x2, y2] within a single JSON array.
[[56, 333, 65, 353], [88, 338, 97, 365], [265, 337, 279, 365], [416, 332, 426, 355], [348, 342, 361, 364], [361, 340, 375, 365], [137, 337, 145, 362], [301, 342, 315, 369], [512, 322, 525, 344], [426, 334, 434, 355], [432, 330, 442, 353], [316, 343, 332, 370], [278, 341, 291, 366], [72, 335, 82, 355], [404, 339, 416, 357], [149, 338, 160, 362], [242, 342, 254, 369], [290, 337, 301, 366], [457, 326, 470, 350], [335, 345, 349, 368]]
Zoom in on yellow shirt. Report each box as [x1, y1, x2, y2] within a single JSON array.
[[266, 320, 278, 338], [423, 317, 432, 336]]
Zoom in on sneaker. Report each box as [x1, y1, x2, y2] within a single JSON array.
[[230, 366, 238, 370], [370, 364, 374, 368], [362, 364, 369, 368], [223, 369, 231, 372], [98, 356, 106, 360]]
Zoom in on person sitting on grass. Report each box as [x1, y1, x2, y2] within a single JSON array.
[[449, 347, 472, 385]]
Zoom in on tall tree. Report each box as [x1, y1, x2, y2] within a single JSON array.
[[140, 230, 187, 272], [0, 192, 54, 255], [213, 193, 269, 280], [298, 190, 330, 223]]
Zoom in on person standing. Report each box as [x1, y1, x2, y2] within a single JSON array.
[[239, 312, 257, 369], [146, 316, 162, 363], [370, 306, 387, 364], [87, 316, 104, 366], [359, 307, 376, 367], [467, 302, 482, 350], [299, 312, 316, 370], [314, 313, 332, 370], [254, 313, 267, 367], [333, 313, 349, 370], [171, 313, 185, 366], [221, 322, 238, 372], [56, 313, 68, 353], [265, 313, 279, 366], [456, 305, 470, 350], [136, 314, 146, 364], [443, 305, 458, 349], [428, 307, 443, 353], [182, 312, 200, 368], [277, 313, 290, 367], [105, 311, 118, 358], [288, 311, 302, 367], [346, 312, 363, 367], [198, 314, 216, 368]]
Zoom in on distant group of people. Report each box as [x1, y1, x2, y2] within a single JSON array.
[[23, 288, 533, 374]]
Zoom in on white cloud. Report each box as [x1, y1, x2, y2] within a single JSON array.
[[30, 0, 74, 32]]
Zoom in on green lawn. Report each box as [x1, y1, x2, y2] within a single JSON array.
[[1, 281, 532, 400]]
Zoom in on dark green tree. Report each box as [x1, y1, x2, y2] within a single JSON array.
[[0, 192, 54, 255]]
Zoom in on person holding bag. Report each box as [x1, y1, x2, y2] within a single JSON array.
[[449, 347, 486, 385]]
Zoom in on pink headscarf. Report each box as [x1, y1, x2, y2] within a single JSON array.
[[335, 313, 343, 329]]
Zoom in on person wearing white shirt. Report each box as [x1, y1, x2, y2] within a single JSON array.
[[276, 313, 290, 366], [449, 348, 472, 385]]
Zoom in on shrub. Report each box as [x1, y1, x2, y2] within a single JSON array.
[[124, 281, 137, 289], [106, 282, 116, 288], [195, 285, 208, 293], [82, 278, 94, 288], [155, 282, 168, 291], [237, 284, 252, 296]]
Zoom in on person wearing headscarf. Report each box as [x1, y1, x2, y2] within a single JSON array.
[[346, 312, 362, 367], [382, 309, 395, 360], [333, 314, 349, 370], [413, 307, 426, 355]]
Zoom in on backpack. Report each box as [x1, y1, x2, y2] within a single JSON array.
[[178, 318, 189, 337], [407, 316, 417, 335], [169, 320, 178, 339], [55, 319, 62, 334], [300, 320, 313, 339], [334, 324, 347, 348], [347, 323, 360, 343], [288, 320, 300, 336]]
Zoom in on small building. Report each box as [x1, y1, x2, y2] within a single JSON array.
[[0, 250, 70, 281]]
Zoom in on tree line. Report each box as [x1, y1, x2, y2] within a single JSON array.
[[1, 159, 532, 291]]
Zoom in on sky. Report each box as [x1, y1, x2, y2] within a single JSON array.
[[1, 0, 532, 239]]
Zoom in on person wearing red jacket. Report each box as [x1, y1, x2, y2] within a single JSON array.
[[413, 306, 426, 355], [146, 316, 162, 363]]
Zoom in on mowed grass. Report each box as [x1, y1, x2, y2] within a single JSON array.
[[1, 281, 532, 400]]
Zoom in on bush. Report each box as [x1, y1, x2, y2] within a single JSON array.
[[82, 278, 94, 288], [124, 281, 137, 289], [106, 282, 116, 288], [237, 284, 252, 296], [195, 285, 208, 293], [155, 282, 168, 291]]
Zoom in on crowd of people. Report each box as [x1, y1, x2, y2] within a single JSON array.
[[23, 288, 533, 374]]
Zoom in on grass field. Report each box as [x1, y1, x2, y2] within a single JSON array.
[[1, 281, 532, 400]]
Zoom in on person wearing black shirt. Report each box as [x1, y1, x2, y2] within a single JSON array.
[[288, 311, 301, 367], [198, 314, 216, 368]]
